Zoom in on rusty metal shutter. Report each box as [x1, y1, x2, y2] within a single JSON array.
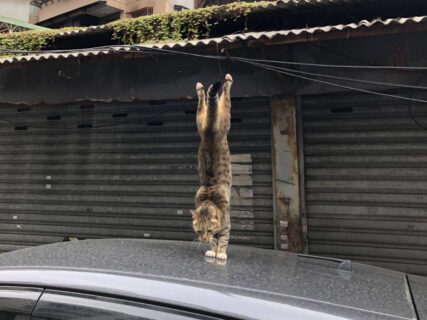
[[0, 97, 273, 253], [302, 92, 427, 275]]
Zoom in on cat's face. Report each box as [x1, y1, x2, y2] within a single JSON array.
[[191, 205, 222, 242]]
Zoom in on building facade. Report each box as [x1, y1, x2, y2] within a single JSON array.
[[0, 0, 48, 33], [31, 0, 194, 28], [0, 0, 32, 22]]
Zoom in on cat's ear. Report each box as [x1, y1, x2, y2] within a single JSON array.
[[190, 209, 199, 218], [208, 205, 218, 214]]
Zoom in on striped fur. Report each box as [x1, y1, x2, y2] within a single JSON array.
[[192, 74, 233, 260]]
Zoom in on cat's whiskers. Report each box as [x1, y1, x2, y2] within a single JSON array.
[[192, 236, 201, 250]]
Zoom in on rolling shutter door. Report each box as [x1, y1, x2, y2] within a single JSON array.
[[302, 92, 427, 275], [0, 97, 273, 252]]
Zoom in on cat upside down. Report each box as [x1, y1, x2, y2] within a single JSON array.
[[191, 74, 233, 260]]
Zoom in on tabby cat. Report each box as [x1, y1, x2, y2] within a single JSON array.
[[190, 74, 233, 260]]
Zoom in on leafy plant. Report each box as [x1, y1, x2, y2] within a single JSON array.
[[0, 1, 275, 55]]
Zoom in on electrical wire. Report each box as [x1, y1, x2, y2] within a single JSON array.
[[231, 57, 427, 91], [8, 45, 427, 71], [407, 74, 427, 130], [240, 55, 427, 129], [238, 59, 427, 105], [232, 56, 427, 71], [116, 47, 427, 100], [216, 43, 224, 79], [3, 44, 427, 95], [88, 45, 427, 92], [2, 44, 427, 129], [6, 44, 427, 70], [2, 42, 427, 70]]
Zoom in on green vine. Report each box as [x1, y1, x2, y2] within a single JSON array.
[[0, 1, 276, 56], [0, 30, 55, 55], [110, 1, 272, 45], [0, 26, 85, 56]]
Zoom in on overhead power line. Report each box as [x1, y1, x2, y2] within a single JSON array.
[[1, 44, 427, 107], [231, 57, 427, 91], [3, 44, 427, 70], [240, 59, 427, 105], [234, 56, 427, 71]]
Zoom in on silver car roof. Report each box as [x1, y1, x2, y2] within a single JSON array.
[[0, 239, 418, 320]]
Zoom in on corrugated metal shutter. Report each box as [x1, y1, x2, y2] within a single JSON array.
[[302, 92, 427, 275], [0, 97, 273, 253]]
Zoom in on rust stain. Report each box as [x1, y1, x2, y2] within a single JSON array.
[[285, 216, 303, 252], [282, 97, 298, 176], [276, 193, 288, 214], [271, 96, 302, 252], [271, 96, 298, 176]]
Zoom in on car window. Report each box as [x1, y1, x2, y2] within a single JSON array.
[[0, 312, 31, 320], [0, 286, 42, 320], [0, 312, 30, 320], [31, 290, 222, 320]]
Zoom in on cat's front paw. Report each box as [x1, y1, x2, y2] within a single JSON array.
[[225, 74, 233, 83], [196, 82, 204, 91], [216, 252, 227, 260], [205, 250, 216, 257]]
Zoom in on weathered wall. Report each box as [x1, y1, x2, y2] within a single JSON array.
[[270, 96, 302, 251], [37, 0, 103, 22], [292, 31, 427, 96], [36, 0, 181, 22], [0, 0, 31, 22], [124, 0, 167, 15]]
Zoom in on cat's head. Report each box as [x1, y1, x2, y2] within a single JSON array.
[[191, 203, 222, 242]]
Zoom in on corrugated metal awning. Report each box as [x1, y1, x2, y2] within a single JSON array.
[[0, 16, 50, 33], [1, 15, 426, 66]]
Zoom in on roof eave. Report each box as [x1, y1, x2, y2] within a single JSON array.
[[1, 15, 427, 67]]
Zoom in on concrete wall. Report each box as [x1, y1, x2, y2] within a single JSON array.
[[36, 0, 168, 22], [271, 96, 302, 252], [125, 0, 193, 15], [37, 0, 193, 22], [124, 0, 167, 16], [37, 0, 104, 22], [0, 0, 31, 22]]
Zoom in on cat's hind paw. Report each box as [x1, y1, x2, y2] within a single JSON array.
[[205, 250, 216, 258], [216, 252, 227, 260]]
